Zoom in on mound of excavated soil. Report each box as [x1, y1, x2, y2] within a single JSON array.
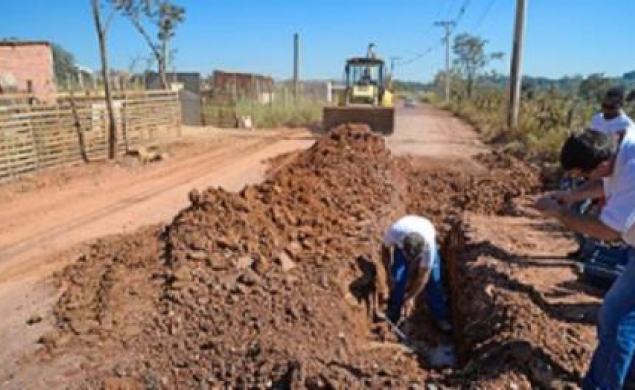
[[40, 124, 558, 388]]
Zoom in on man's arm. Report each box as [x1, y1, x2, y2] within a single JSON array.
[[403, 266, 430, 304], [381, 245, 393, 290], [556, 207, 621, 240], [535, 196, 621, 241], [552, 179, 604, 203]]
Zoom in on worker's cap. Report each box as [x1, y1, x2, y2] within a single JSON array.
[[402, 232, 427, 260]]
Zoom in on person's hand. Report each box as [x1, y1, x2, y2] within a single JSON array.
[[548, 190, 575, 205], [533, 195, 564, 217], [403, 299, 415, 318]]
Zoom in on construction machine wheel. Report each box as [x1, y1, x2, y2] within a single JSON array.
[[322, 106, 395, 135]]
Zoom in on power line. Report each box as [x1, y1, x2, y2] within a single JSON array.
[[445, 0, 458, 20], [395, 46, 438, 67], [448, 0, 471, 35], [473, 0, 497, 32], [393, 0, 472, 71], [390, 2, 447, 64]]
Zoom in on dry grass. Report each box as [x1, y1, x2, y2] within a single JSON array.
[[440, 90, 607, 164], [235, 96, 323, 129]]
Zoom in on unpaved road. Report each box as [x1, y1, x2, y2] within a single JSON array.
[[0, 103, 488, 386]]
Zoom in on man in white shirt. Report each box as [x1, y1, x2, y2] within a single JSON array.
[[381, 215, 452, 333], [534, 129, 635, 388], [591, 87, 633, 137], [564, 88, 634, 260]]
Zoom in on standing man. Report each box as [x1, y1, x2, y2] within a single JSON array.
[[381, 215, 452, 334], [591, 87, 633, 137], [534, 128, 635, 388]]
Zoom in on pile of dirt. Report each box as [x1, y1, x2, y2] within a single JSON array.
[[45, 125, 431, 388], [404, 150, 540, 236], [446, 223, 594, 388], [42, 124, 549, 388]]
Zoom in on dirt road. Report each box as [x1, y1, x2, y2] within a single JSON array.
[[389, 104, 484, 158]]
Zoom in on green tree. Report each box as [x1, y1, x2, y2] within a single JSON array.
[[51, 43, 77, 87], [578, 73, 612, 102], [452, 33, 504, 98], [112, 0, 185, 89]]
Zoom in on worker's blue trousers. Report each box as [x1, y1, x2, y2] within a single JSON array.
[[387, 246, 450, 323], [584, 248, 635, 389]]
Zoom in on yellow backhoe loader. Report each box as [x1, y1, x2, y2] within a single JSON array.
[[323, 44, 394, 134]]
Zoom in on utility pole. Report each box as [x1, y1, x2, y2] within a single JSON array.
[[293, 33, 300, 102], [508, 0, 527, 131], [389, 57, 401, 77], [435, 21, 455, 104]]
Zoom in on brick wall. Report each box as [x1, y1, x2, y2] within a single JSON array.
[[212, 71, 274, 97], [0, 43, 57, 103]]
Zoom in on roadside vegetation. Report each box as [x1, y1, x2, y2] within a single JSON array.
[[202, 85, 323, 129], [235, 93, 322, 129], [429, 33, 635, 168]]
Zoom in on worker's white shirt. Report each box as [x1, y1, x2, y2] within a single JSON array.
[[624, 211, 635, 247], [600, 129, 635, 245], [383, 215, 436, 268], [591, 111, 634, 136]]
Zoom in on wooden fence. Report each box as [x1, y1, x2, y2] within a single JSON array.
[[201, 92, 239, 128], [0, 90, 180, 183]]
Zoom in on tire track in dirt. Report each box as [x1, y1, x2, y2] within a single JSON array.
[[0, 140, 269, 260], [0, 138, 267, 231]]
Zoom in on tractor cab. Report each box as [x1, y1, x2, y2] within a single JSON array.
[[344, 57, 386, 105]]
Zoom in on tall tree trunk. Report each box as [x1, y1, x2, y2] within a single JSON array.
[[159, 39, 168, 90], [91, 0, 118, 160]]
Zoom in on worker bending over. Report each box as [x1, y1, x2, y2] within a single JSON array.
[[381, 215, 452, 334]]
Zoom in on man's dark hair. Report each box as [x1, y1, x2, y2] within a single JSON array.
[[403, 232, 426, 260], [560, 129, 617, 172], [605, 86, 625, 103]]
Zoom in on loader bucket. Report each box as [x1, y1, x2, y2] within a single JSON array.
[[322, 106, 395, 135]]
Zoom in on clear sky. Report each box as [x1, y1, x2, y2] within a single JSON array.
[[1, 0, 634, 82]]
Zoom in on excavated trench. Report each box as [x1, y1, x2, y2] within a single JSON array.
[[38, 125, 547, 388]]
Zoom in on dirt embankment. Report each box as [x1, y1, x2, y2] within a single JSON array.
[[32, 124, 583, 389]]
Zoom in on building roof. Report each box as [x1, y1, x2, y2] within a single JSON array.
[[346, 57, 385, 66], [213, 70, 273, 80], [0, 40, 51, 47]]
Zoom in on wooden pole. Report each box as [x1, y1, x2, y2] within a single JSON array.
[[435, 21, 456, 104], [508, 0, 528, 131], [293, 33, 300, 102]]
